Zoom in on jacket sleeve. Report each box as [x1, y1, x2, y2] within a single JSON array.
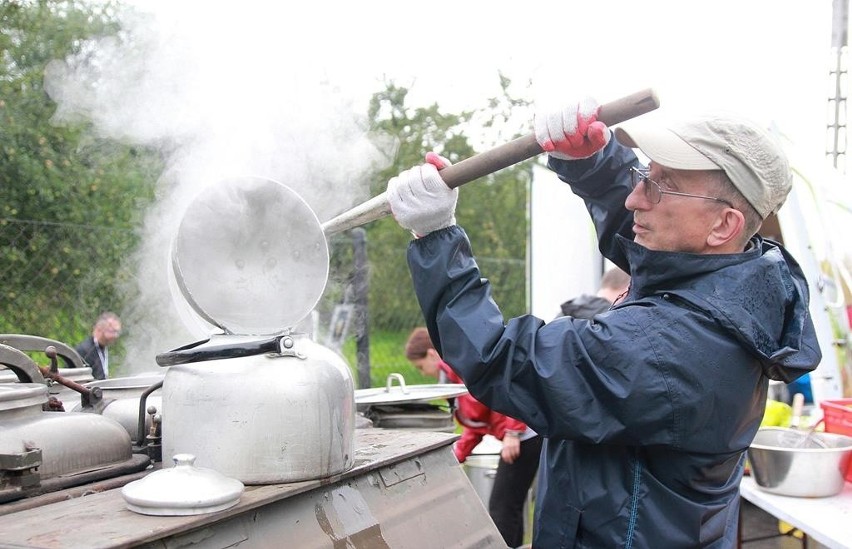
[[546, 139, 640, 272], [454, 428, 484, 463], [501, 415, 527, 434], [75, 339, 95, 368], [408, 226, 674, 444]]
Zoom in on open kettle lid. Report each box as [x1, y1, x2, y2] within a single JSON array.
[[170, 176, 329, 335], [121, 454, 244, 516]]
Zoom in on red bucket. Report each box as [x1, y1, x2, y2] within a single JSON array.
[[821, 398, 852, 482]]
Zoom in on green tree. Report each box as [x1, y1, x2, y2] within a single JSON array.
[[346, 78, 532, 332], [0, 0, 162, 344]]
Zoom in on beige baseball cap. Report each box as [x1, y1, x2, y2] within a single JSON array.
[[614, 114, 792, 219]]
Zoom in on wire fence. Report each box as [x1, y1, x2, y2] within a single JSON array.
[[0, 219, 527, 389], [0, 217, 139, 346], [321, 233, 527, 388]]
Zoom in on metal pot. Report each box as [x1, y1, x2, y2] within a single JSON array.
[[747, 427, 852, 497], [0, 381, 149, 502], [464, 453, 500, 505], [160, 333, 355, 484], [355, 373, 466, 432], [159, 176, 356, 484], [72, 374, 165, 443]]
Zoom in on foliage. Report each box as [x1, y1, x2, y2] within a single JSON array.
[[341, 329, 435, 388], [0, 0, 162, 344], [0, 2, 532, 377], [359, 79, 532, 332]]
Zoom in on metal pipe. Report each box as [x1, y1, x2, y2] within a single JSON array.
[[40, 347, 92, 396], [322, 88, 660, 236], [352, 228, 371, 390], [38, 366, 92, 395], [136, 380, 165, 446]]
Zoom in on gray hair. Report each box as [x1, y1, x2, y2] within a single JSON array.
[[710, 171, 763, 243]]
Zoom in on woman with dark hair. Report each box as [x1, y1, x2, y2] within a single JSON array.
[[405, 327, 541, 548]]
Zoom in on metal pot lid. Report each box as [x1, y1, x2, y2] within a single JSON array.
[[171, 176, 328, 335], [121, 454, 244, 516], [86, 373, 165, 390], [0, 383, 47, 412], [355, 373, 468, 406]]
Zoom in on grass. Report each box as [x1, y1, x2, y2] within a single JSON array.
[[340, 328, 436, 388]]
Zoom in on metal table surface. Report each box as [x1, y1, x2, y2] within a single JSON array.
[[740, 476, 852, 549], [0, 429, 507, 549]]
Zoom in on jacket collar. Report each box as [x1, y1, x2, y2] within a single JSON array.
[[614, 234, 820, 382], [615, 234, 763, 298]]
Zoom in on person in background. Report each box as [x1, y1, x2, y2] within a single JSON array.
[[75, 312, 121, 380], [557, 266, 630, 319], [785, 373, 813, 404], [405, 327, 541, 548], [385, 98, 820, 547]]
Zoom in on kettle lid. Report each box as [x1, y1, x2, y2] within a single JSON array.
[[121, 454, 244, 516], [170, 176, 328, 336]]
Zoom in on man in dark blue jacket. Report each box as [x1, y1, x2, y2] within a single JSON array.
[[385, 100, 821, 548], [74, 311, 121, 380]]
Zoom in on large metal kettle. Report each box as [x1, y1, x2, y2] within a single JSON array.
[[157, 177, 355, 484]]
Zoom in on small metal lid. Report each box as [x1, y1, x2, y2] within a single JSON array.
[[122, 454, 244, 516]]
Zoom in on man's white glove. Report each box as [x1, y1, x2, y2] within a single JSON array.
[[387, 152, 458, 237], [534, 97, 611, 160]]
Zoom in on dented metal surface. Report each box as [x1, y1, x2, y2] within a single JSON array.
[[0, 430, 507, 549]]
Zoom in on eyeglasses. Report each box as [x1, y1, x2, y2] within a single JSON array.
[[629, 167, 734, 208]]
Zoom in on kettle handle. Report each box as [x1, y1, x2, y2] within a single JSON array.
[[156, 336, 283, 366]]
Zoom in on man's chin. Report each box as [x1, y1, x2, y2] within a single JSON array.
[[633, 235, 663, 251]]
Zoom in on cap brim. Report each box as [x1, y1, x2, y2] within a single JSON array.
[[615, 126, 719, 170]]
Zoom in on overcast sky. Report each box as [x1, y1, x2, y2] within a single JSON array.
[[129, 0, 834, 161]]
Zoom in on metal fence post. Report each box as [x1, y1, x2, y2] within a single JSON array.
[[351, 228, 371, 389]]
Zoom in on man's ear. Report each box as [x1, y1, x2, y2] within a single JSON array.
[[707, 208, 746, 249]]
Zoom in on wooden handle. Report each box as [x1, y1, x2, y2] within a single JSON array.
[[440, 88, 660, 189], [322, 88, 660, 235], [791, 392, 805, 429]]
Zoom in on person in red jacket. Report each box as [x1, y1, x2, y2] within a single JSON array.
[[405, 327, 541, 547]]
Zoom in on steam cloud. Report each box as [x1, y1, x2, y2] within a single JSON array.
[[44, 4, 388, 371]]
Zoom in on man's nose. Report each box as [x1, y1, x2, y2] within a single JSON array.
[[624, 184, 646, 211]]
